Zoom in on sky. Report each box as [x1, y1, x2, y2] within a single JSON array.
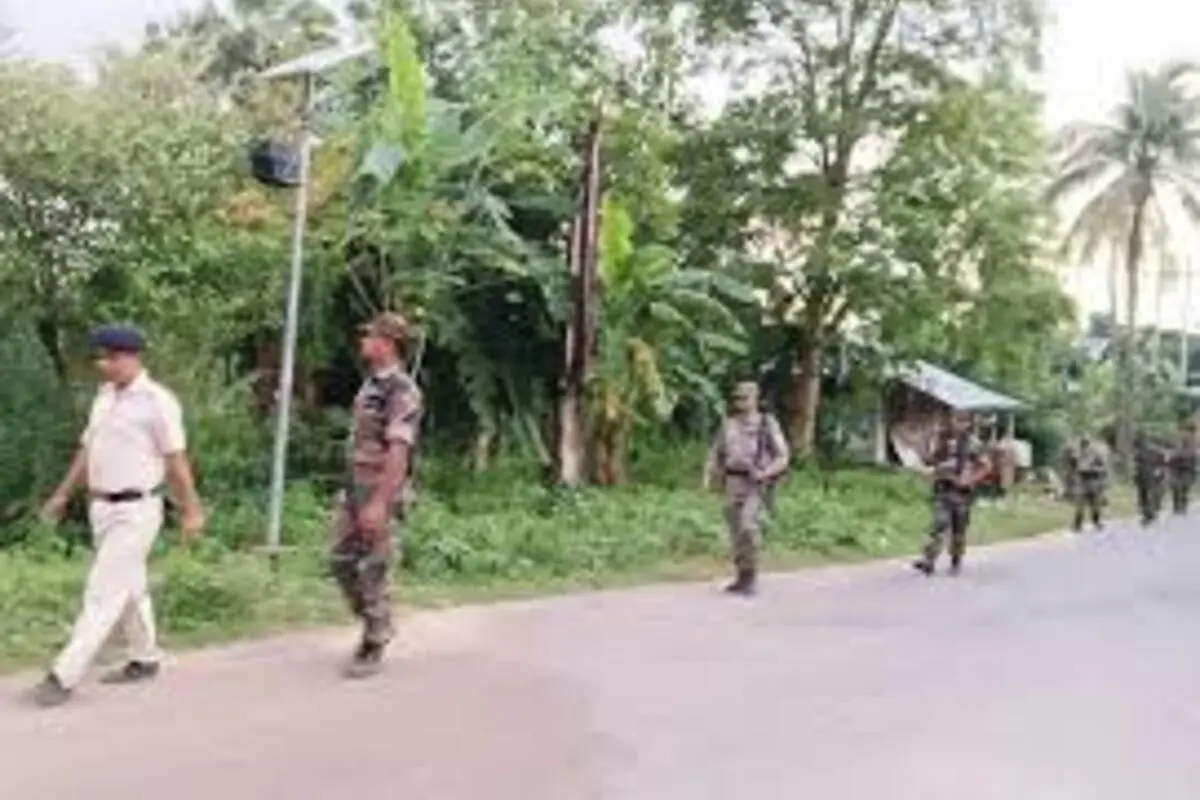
[[6, 0, 1200, 328]]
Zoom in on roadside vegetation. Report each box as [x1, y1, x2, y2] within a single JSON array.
[[0, 0, 1181, 671]]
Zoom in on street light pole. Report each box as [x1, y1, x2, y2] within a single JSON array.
[[264, 72, 315, 563], [257, 42, 375, 565]]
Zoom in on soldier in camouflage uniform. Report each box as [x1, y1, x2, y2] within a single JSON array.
[[330, 312, 422, 678], [704, 382, 789, 596], [1063, 434, 1108, 532], [912, 409, 990, 577], [1133, 431, 1166, 526], [1167, 428, 1197, 515]]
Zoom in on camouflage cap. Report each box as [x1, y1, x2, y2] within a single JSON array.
[[360, 311, 409, 343]]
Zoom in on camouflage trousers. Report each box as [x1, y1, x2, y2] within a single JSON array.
[[922, 489, 972, 566], [1136, 478, 1164, 524], [1072, 476, 1105, 530], [1170, 473, 1194, 514], [723, 476, 765, 572], [329, 486, 399, 647]]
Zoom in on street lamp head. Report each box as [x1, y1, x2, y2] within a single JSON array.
[[250, 138, 303, 188], [259, 42, 375, 81]]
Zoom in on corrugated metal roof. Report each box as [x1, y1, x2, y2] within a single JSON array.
[[894, 360, 1025, 411]]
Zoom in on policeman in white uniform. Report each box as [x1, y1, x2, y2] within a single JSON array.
[[34, 325, 205, 707]]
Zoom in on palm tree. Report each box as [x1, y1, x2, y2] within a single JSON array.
[[1182, 257, 1194, 386], [1152, 252, 1185, 370], [1050, 60, 1200, 465]]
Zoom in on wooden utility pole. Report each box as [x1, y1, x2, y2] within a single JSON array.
[[556, 115, 603, 486]]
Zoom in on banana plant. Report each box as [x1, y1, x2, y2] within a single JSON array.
[[586, 196, 754, 485], [343, 5, 573, 463]]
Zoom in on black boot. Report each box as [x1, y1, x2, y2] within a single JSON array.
[[32, 673, 72, 708], [343, 639, 386, 679], [948, 555, 962, 576], [101, 660, 161, 685], [912, 558, 934, 576], [724, 568, 757, 596]]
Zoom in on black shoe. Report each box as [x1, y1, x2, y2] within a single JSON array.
[[32, 673, 72, 708], [100, 660, 161, 685], [343, 641, 385, 679], [948, 560, 962, 576], [724, 569, 757, 596], [912, 559, 934, 576]]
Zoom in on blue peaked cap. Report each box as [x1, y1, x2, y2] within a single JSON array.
[[88, 324, 146, 353]]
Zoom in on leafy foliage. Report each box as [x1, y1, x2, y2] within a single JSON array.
[[671, 0, 1053, 455], [1050, 60, 1200, 463], [0, 0, 1131, 667]]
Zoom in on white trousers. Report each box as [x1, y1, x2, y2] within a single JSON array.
[[53, 497, 164, 688]]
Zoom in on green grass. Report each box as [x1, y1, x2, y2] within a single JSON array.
[[0, 463, 1131, 674]]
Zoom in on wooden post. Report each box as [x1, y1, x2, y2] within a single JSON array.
[[557, 115, 602, 486]]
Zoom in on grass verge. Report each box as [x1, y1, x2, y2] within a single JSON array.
[[0, 467, 1135, 674]]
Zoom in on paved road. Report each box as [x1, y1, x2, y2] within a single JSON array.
[[5, 514, 1200, 799]]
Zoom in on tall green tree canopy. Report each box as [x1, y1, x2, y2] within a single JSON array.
[[1050, 60, 1200, 461]]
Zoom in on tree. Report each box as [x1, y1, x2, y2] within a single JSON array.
[[0, 54, 282, 380], [1049, 61, 1200, 463], [588, 197, 753, 484], [672, 0, 1043, 457], [145, 0, 341, 88], [337, 5, 581, 467], [871, 81, 1072, 391]]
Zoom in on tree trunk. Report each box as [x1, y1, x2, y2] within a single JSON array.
[[785, 337, 824, 459], [1107, 245, 1120, 328], [1153, 277, 1162, 367], [1116, 190, 1150, 468], [556, 116, 602, 487], [590, 421, 624, 486], [470, 425, 495, 472], [34, 315, 67, 384], [588, 389, 630, 487], [1182, 260, 1193, 386]]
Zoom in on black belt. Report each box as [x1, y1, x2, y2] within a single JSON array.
[[90, 487, 163, 503]]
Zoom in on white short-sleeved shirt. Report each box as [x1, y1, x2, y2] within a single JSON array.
[[82, 371, 186, 493]]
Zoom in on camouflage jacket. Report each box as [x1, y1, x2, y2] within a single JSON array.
[[926, 432, 986, 492], [708, 412, 789, 479], [347, 366, 423, 505], [1065, 444, 1108, 480], [1134, 444, 1167, 481], [1168, 447, 1197, 474]]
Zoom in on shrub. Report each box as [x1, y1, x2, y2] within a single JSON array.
[[0, 433, 1082, 673]]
